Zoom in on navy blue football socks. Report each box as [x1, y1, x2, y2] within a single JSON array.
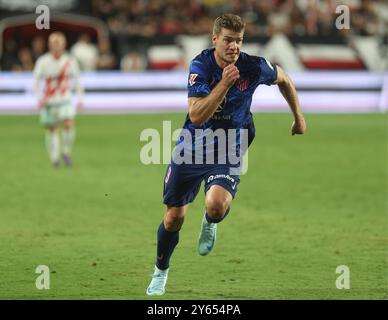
[[156, 222, 179, 270], [156, 207, 230, 269], [205, 206, 230, 223]]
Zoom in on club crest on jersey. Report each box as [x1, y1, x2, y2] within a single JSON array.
[[189, 73, 198, 86], [236, 79, 249, 91]]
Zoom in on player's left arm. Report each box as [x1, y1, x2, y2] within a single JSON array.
[[74, 77, 84, 112], [273, 66, 306, 135]]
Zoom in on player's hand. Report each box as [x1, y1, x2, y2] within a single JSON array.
[[221, 64, 240, 88], [291, 114, 306, 135]]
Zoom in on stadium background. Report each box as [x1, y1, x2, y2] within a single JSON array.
[[0, 0, 387, 299]]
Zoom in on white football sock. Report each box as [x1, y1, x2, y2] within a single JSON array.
[[45, 131, 60, 163], [62, 127, 75, 156]]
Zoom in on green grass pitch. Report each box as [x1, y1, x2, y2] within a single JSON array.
[[0, 113, 387, 299]]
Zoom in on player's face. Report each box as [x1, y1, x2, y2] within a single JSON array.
[[212, 28, 244, 65], [48, 34, 66, 59]]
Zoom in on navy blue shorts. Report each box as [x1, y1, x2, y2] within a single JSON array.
[[163, 161, 241, 207]]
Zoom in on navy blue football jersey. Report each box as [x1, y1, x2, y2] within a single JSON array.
[[174, 48, 277, 165]]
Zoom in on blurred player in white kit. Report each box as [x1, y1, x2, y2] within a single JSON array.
[[34, 32, 83, 167]]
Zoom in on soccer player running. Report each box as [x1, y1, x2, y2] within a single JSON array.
[[146, 14, 306, 296], [34, 32, 83, 167]]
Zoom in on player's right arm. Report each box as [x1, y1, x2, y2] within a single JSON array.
[[188, 64, 239, 126]]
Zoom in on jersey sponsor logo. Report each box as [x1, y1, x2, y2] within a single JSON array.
[[188, 73, 198, 86], [236, 79, 249, 91]]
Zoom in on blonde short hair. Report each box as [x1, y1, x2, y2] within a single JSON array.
[[213, 14, 245, 35]]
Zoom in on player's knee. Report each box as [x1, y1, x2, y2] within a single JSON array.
[[164, 207, 185, 232], [206, 198, 228, 219]]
